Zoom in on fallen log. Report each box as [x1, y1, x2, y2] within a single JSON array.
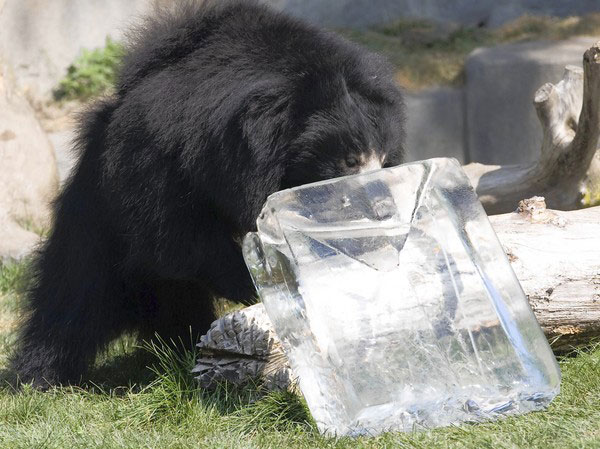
[[463, 42, 600, 214], [194, 200, 600, 389], [492, 197, 600, 350]]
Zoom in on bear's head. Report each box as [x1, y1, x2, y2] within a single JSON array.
[[272, 49, 406, 189]]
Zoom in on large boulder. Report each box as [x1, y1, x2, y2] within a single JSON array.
[[0, 66, 59, 262], [0, 0, 153, 103], [465, 36, 598, 165], [404, 87, 466, 164]]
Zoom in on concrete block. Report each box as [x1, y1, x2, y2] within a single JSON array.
[[404, 87, 467, 164]]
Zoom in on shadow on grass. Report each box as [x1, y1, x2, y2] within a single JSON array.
[[84, 346, 158, 391], [0, 367, 17, 391], [0, 340, 159, 395]]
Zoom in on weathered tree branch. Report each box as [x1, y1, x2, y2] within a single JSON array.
[[464, 42, 600, 214], [194, 201, 600, 389]]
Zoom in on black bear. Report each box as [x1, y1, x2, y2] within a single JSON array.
[[11, 0, 405, 387]]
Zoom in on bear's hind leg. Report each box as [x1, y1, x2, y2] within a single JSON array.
[[10, 262, 131, 389], [138, 279, 217, 350], [10, 213, 130, 388]]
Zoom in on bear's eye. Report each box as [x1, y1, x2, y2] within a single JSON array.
[[345, 156, 359, 168]]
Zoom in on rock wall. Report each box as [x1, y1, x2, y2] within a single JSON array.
[[268, 0, 600, 29]]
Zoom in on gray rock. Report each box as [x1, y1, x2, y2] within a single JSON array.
[[0, 0, 153, 102], [0, 66, 59, 262], [404, 86, 466, 163], [465, 36, 598, 165]]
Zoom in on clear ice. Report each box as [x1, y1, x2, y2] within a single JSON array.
[[242, 158, 560, 436]]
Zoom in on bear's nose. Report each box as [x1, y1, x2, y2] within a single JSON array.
[[358, 154, 383, 174]]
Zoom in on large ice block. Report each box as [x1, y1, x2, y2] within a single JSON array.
[[242, 158, 560, 436]]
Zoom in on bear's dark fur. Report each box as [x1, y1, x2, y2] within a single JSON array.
[[11, 0, 405, 387]]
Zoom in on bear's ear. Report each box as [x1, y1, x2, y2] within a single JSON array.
[[240, 81, 294, 157]]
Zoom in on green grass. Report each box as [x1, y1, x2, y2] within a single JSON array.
[[342, 14, 600, 90], [1, 261, 600, 448], [53, 36, 124, 101], [0, 260, 29, 369]]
